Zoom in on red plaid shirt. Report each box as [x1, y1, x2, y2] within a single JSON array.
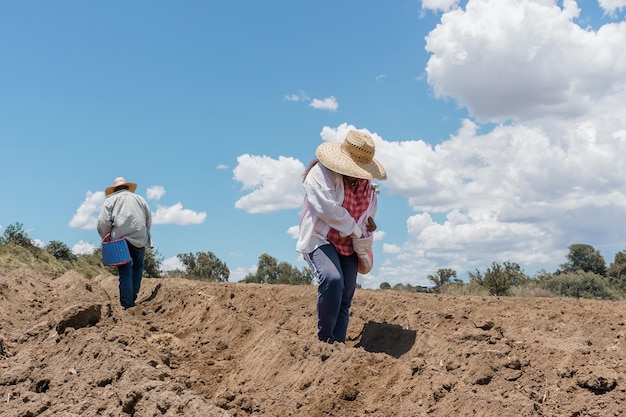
[[327, 177, 371, 256]]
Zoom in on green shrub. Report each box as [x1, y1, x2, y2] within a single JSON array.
[[540, 271, 619, 300]]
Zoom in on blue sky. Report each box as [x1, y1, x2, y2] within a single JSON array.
[[2, 0, 626, 289]]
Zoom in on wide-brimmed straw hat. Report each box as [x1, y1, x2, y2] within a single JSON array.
[[316, 130, 387, 180], [105, 177, 138, 196]]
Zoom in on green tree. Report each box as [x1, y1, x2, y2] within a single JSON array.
[[379, 282, 391, 290], [607, 250, 626, 291], [427, 268, 457, 293], [46, 240, 76, 261], [469, 261, 526, 296], [143, 247, 163, 278], [255, 253, 280, 283], [541, 270, 617, 300], [177, 251, 229, 282], [243, 253, 313, 285], [502, 261, 528, 286], [2, 222, 35, 249], [560, 244, 606, 276]]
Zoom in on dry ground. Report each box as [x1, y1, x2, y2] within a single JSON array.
[[1, 268, 625, 416]]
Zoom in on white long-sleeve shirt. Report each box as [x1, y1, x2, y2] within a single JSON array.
[[97, 190, 152, 248], [296, 163, 364, 255]]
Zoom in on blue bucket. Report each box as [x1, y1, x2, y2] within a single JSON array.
[[101, 234, 131, 266]]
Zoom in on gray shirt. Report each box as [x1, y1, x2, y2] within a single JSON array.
[[97, 190, 152, 248]]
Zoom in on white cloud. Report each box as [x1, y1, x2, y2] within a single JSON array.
[[152, 203, 207, 225], [233, 154, 305, 213], [373, 230, 386, 241], [310, 96, 339, 111], [162, 256, 184, 271], [369, 106, 626, 285], [68, 191, 106, 230], [598, 0, 626, 14], [229, 265, 256, 282], [287, 225, 299, 239], [421, 0, 460, 12], [382, 243, 402, 254], [146, 185, 165, 201], [285, 91, 338, 111], [72, 240, 96, 255], [320, 123, 377, 144], [284, 91, 310, 102], [284, 94, 301, 102], [424, 0, 626, 123], [70, 188, 206, 228]]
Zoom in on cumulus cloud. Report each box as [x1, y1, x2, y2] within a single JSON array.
[[162, 256, 184, 272], [421, 0, 460, 12], [598, 0, 626, 14], [146, 185, 165, 201], [229, 265, 257, 282], [70, 188, 206, 229], [233, 154, 305, 213], [371, 107, 626, 283], [284, 91, 338, 112], [424, 0, 626, 123], [68, 191, 106, 230], [309, 96, 339, 111], [284, 91, 310, 102], [72, 240, 96, 255], [383, 243, 402, 254], [287, 225, 299, 239], [152, 203, 207, 225]]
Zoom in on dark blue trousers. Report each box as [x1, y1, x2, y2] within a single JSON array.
[[306, 244, 358, 343], [116, 242, 145, 309]]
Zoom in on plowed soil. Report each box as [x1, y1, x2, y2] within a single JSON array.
[[1, 269, 625, 416]]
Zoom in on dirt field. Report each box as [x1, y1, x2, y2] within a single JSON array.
[[1, 268, 625, 416]]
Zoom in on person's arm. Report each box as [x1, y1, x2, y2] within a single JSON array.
[[144, 198, 153, 247], [96, 200, 113, 238], [144, 199, 152, 231], [304, 165, 361, 238]]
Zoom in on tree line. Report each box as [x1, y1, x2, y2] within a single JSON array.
[[0, 222, 312, 285], [3, 222, 626, 299], [381, 243, 626, 300]]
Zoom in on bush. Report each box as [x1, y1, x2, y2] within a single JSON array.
[[445, 279, 490, 296], [540, 271, 619, 300], [46, 240, 76, 261]]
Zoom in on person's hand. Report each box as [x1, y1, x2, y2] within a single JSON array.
[[366, 217, 377, 233]]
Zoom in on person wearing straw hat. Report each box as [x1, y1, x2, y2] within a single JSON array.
[[97, 177, 152, 309], [297, 130, 387, 344]]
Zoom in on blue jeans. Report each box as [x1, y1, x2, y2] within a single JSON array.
[[116, 242, 145, 309], [306, 244, 358, 343]]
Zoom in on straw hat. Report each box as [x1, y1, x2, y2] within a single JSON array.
[[105, 177, 138, 196], [316, 130, 387, 180]]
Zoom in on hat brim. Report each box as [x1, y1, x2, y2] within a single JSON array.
[[105, 182, 137, 196], [316, 142, 387, 180]]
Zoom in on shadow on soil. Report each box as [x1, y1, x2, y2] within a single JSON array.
[[354, 320, 416, 358]]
